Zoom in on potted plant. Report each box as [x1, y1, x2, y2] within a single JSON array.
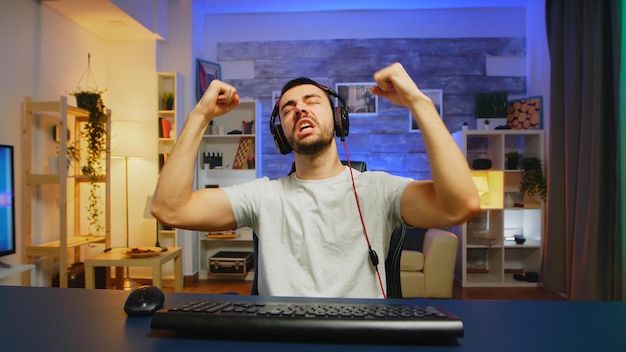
[[70, 88, 108, 235], [505, 150, 520, 170], [49, 140, 80, 174], [161, 91, 174, 110], [520, 157, 546, 201]]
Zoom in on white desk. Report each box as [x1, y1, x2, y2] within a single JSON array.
[[84, 247, 183, 292], [0, 264, 36, 286]]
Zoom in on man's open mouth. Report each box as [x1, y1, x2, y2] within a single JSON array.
[[296, 119, 315, 135]]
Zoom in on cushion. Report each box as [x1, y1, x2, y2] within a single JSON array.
[[400, 250, 424, 272]]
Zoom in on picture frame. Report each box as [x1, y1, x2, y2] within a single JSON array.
[[335, 82, 378, 116], [272, 91, 281, 108], [52, 125, 70, 142], [409, 89, 443, 132], [196, 59, 221, 101], [506, 96, 543, 129]]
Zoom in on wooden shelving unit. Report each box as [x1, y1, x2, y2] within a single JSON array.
[[156, 72, 183, 248], [196, 99, 261, 280], [452, 129, 545, 287], [22, 96, 111, 287]]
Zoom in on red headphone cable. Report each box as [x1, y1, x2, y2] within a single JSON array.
[[342, 140, 387, 299]]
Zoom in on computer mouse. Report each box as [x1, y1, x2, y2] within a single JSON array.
[[124, 285, 165, 317]]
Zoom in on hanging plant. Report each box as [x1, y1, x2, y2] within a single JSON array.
[[69, 89, 108, 235], [72, 89, 108, 177], [520, 157, 546, 201], [69, 54, 108, 235]]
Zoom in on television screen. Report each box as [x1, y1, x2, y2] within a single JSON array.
[[0, 144, 16, 259]]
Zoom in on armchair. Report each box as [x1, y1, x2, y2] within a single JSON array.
[[400, 229, 458, 298]]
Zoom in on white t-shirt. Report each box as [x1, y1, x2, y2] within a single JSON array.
[[222, 167, 412, 298]]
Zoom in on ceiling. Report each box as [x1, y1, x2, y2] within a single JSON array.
[[42, 0, 160, 42], [196, 0, 530, 14], [42, 0, 531, 42]]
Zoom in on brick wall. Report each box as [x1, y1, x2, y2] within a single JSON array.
[[218, 38, 525, 180]]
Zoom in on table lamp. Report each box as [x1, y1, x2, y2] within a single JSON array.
[[473, 174, 490, 205], [471, 171, 504, 209], [111, 120, 150, 291], [144, 195, 167, 252]]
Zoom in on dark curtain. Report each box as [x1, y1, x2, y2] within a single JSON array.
[[544, 0, 622, 300]]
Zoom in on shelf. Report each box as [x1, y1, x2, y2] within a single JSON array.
[[26, 101, 89, 118], [158, 110, 175, 116], [467, 244, 503, 249], [26, 174, 61, 185], [465, 272, 503, 286], [195, 101, 260, 279], [201, 231, 254, 242], [22, 96, 111, 288], [0, 265, 36, 286], [202, 134, 255, 139], [503, 239, 541, 248], [453, 129, 545, 288], [74, 175, 107, 183], [25, 236, 106, 257], [155, 72, 183, 276], [462, 129, 546, 136]]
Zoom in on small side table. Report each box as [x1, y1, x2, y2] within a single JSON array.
[[0, 264, 36, 286], [84, 247, 183, 292]]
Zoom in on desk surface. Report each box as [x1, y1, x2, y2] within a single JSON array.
[[0, 286, 624, 351]]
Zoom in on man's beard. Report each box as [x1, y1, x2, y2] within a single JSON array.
[[288, 126, 335, 156]]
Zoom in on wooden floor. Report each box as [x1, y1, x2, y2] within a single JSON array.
[[167, 279, 565, 300]]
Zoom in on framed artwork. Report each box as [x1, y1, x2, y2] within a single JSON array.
[[272, 91, 281, 108], [409, 89, 443, 132], [52, 125, 70, 142], [506, 96, 543, 129], [335, 82, 378, 116], [196, 59, 221, 101]]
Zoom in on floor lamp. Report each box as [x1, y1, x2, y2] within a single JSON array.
[[111, 120, 149, 291]]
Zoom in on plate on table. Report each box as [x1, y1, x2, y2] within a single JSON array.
[[124, 248, 160, 258]]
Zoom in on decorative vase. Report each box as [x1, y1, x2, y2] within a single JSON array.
[[505, 194, 514, 208]]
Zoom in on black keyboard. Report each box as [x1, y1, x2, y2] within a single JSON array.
[[150, 296, 464, 343]]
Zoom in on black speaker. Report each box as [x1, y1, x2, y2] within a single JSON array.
[[52, 262, 107, 289], [270, 82, 349, 155], [471, 158, 492, 170]]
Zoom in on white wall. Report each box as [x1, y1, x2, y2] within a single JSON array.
[[203, 8, 526, 51], [105, 40, 159, 280], [0, 1, 109, 285], [199, 6, 549, 112], [0, 0, 158, 285]]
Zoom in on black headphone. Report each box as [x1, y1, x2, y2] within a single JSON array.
[[269, 83, 349, 155]]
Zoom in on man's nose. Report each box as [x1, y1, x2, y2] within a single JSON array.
[[294, 101, 308, 116]]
